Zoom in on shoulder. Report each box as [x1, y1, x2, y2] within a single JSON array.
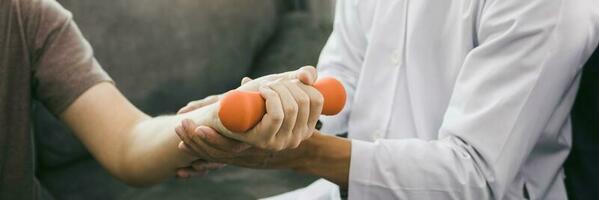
[[15, 0, 73, 32]]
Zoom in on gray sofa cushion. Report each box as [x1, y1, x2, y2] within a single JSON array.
[[35, 0, 277, 173]]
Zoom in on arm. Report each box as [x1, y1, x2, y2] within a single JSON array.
[[174, 120, 351, 187], [27, 0, 323, 187], [61, 66, 321, 186], [311, 0, 599, 199], [177, 0, 599, 199], [61, 82, 197, 186]]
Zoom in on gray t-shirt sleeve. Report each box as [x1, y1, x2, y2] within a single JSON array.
[[29, 0, 112, 115]]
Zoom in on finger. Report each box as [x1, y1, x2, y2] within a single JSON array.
[[292, 66, 317, 85], [268, 82, 298, 150], [192, 160, 226, 171], [190, 160, 208, 171], [176, 167, 207, 178], [178, 141, 194, 155], [203, 162, 227, 169], [270, 66, 316, 84], [178, 102, 202, 114], [178, 95, 220, 114], [187, 169, 207, 177], [182, 119, 199, 134], [195, 126, 250, 153], [180, 125, 222, 161], [177, 120, 208, 155], [178, 167, 208, 178], [176, 125, 194, 149], [285, 81, 311, 147], [176, 168, 191, 178], [245, 86, 284, 148], [187, 126, 235, 163], [299, 83, 324, 134], [241, 77, 253, 85]]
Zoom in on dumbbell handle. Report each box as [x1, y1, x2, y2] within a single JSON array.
[[218, 77, 346, 133]]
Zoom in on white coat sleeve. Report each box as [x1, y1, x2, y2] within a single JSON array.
[[348, 0, 599, 199], [317, 0, 366, 134]]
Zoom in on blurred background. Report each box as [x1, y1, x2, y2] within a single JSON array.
[[33, 0, 337, 199]]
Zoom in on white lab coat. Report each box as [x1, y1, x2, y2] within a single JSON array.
[[267, 0, 599, 199]]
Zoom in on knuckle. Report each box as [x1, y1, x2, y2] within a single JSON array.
[[291, 139, 301, 149], [272, 143, 285, 152], [297, 96, 309, 106], [257, 142, 269, 150], [276, 145, 285, 152], [266, 139, 284, 151], [270, 114, 284, 123], [304, 128, 314, 138], [284, 104, 298, 114], [293, 127, 306, 137], [312, 93, 324, 106], [310, 93, 324, 106]]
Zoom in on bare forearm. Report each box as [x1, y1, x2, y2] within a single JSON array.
[[62, 83, 230, 187], [292, 132, 351, 188], [121, 103, 223, 186], [122, 115, 195, 186]]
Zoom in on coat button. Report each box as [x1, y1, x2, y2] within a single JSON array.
[[372, 130, 383, 140], [391, 50, 402, 65]]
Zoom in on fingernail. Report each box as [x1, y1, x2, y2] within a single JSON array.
[[177, 142, 186, 150], [177, 171, 189, 178]]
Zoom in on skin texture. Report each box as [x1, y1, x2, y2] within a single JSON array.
[[60, 66, 322, 186], [175, 97, 352, 187]]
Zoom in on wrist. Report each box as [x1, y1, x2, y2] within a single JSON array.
[[291, 131, 351, 187], [183, 103, 219, 129]]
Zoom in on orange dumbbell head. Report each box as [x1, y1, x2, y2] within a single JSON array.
[[218, 90, 266, 133], [313, 77, 346, 115]]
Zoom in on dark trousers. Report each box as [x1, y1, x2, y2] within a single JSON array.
[[565, 47, 599, 200]]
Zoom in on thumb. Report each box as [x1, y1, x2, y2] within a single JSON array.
[[177, 95, 220, 114], [241, 77, 253, 86], [294, 66, 317, 85]]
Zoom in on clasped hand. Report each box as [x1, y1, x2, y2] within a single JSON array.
[[175, 66, 323, 177]]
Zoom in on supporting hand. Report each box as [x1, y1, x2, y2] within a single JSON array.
[[175, 120, 305, 169], [175, 95, 225, 178]]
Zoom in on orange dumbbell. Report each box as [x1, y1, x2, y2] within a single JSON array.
[[218, 77, 346, 133]]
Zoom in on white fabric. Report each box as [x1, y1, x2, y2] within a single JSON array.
[[301, 0, 599, 199], [260, 179, 341, 200]]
